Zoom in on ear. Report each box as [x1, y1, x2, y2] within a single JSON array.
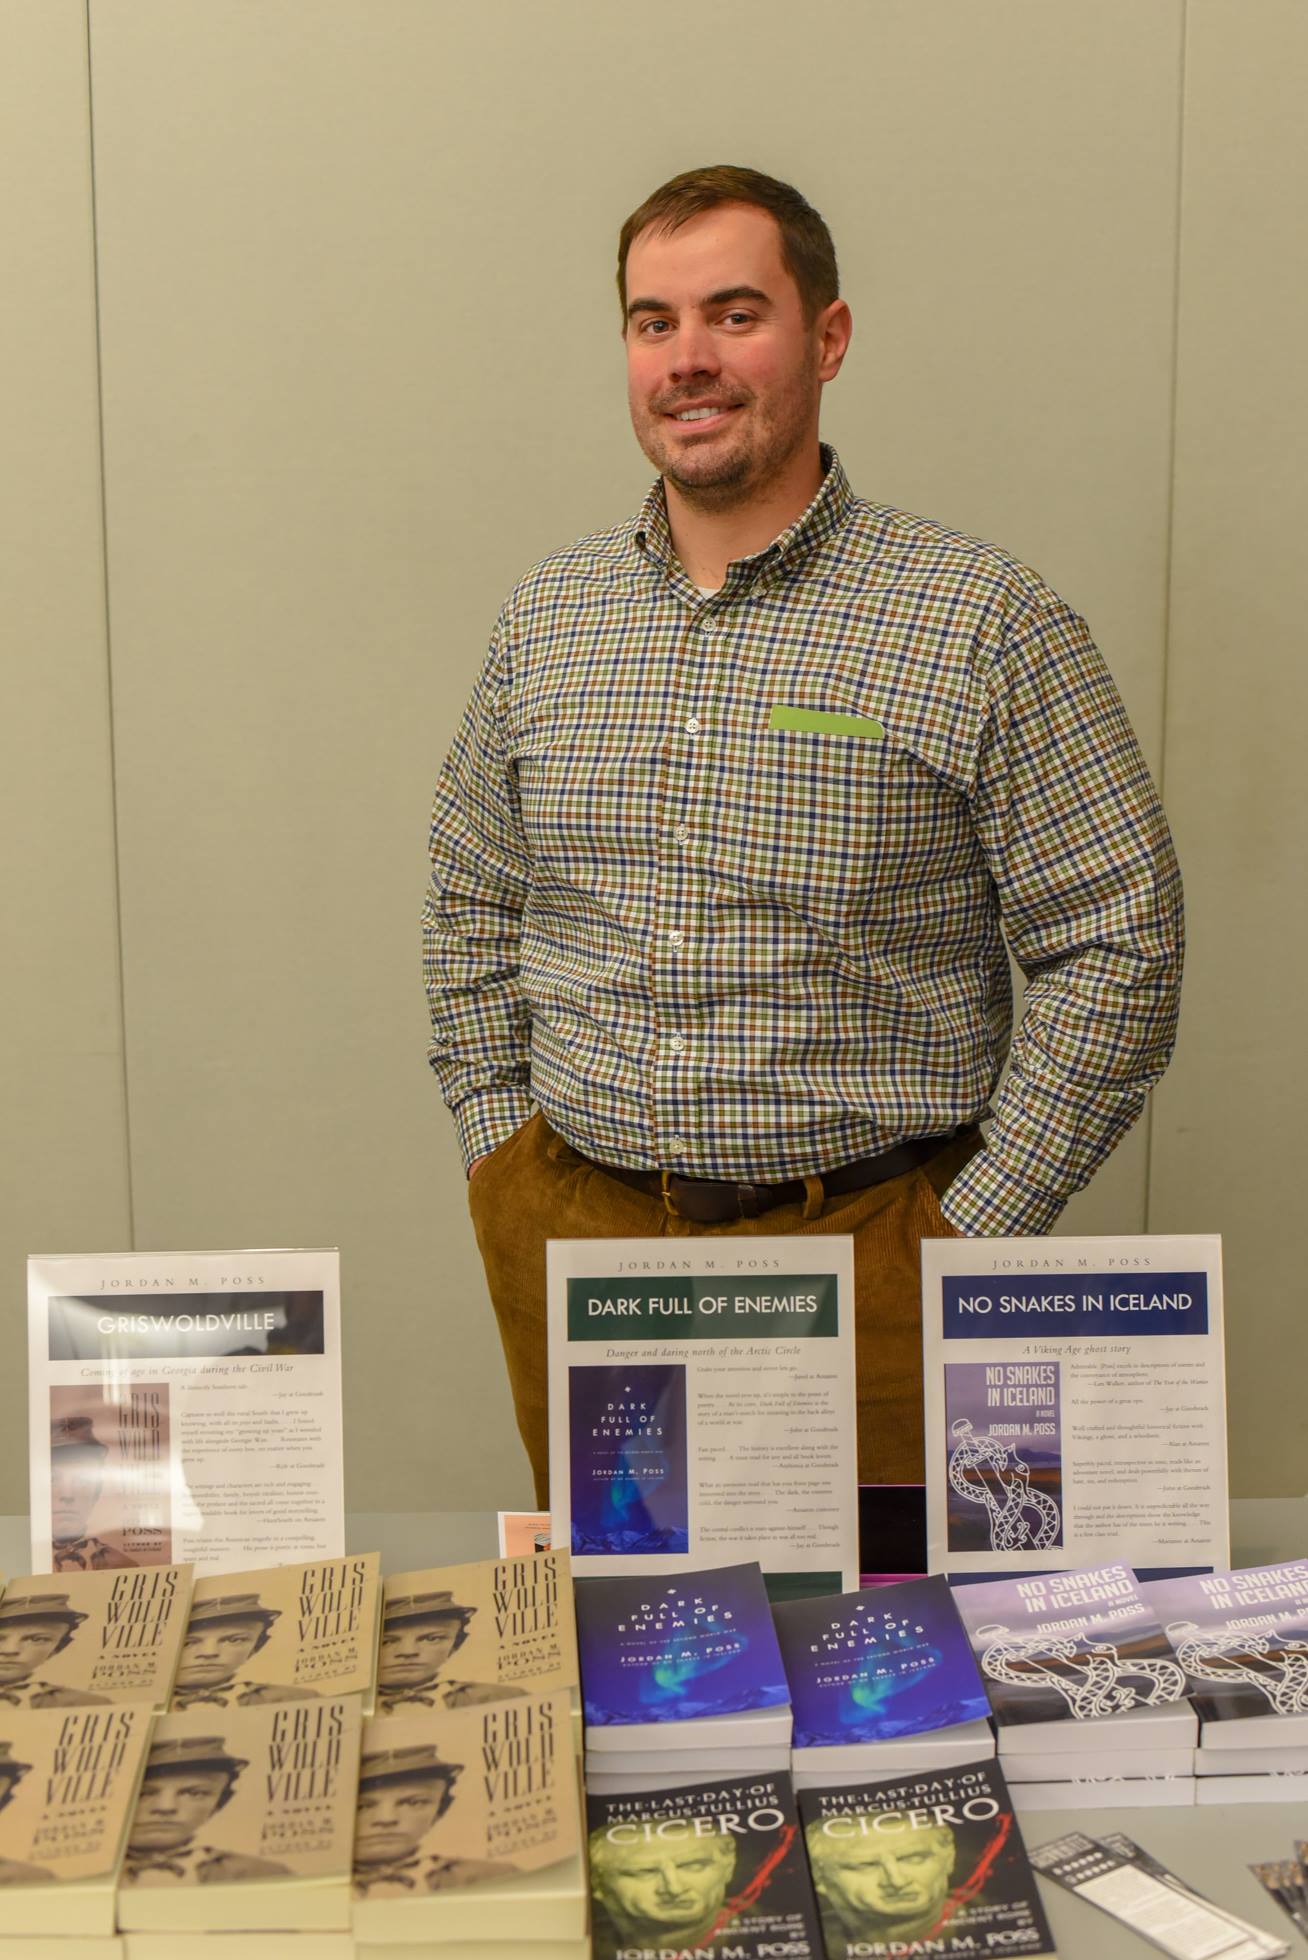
[[815, 298, 853, 383]]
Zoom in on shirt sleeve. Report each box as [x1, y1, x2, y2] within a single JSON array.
[[421, 612, 534, 1170], [939, 598, 1184, 1237]]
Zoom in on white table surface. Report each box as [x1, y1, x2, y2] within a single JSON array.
[[3, 1496, 1305, 1958]]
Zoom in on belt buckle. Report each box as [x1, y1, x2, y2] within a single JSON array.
[[735, 1181, 760, 1220]]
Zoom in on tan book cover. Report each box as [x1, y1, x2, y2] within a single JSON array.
[[117, 1696, 362, 1931], [1, 1568, 193, 1713], [169, 1553, 380, 1713], [0, 1704, 155, 1935], [351, 1690, 582, 1940], [377, 1550, 576, 1715]]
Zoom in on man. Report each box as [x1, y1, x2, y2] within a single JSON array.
[[0, 1743, 55, 1885], [590, 1821, 739, 1956], [49, 1414, 136, 1571], [806, 1814, 956, 1953], [0, 1593, 110, 1708], [121, 1734, 291, 1884], [376, 1590, 527, 1712], [171, 1593, 319, 1709], [423, 165, 1183, 1501], [351, 1743, 516, 1895]]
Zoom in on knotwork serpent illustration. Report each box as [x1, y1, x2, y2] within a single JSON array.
[[976, 1622, 1186, 1717], [1166, 1619, 1308, 1715], [948, 1418, 1061, 1551]]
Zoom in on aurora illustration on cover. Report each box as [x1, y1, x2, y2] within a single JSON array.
[[577, 1563, 788, 1727], [568, 1364, 689, 1556], [773, 1577, 990, 1749]]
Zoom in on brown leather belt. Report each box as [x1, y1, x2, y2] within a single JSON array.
[[589, 1130, 969, 1223]]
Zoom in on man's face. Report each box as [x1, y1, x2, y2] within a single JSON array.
[[175, 1618, 265, 1688], [353, 1776, 449, 1865], [597, 1829, 735, 1934], [815, 1823, 955, 1930], [129, 1769, 231, 1853], [378, 1617, 461, 1688], [0, 1619, 66, 1684], [50, 1454, 100, 1538], [624, 202, 840, 508]]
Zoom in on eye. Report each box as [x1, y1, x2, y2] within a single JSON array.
[[637, 319, 672, 336], [722, 311, 754, 326]]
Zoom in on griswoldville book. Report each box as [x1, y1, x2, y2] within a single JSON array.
[[350, 1688, 584, 1944], [799, 1759, 1058, 1960], [1, 1565, 193, 1713], [116, 1696, 363, 1932], [587, 1768, 823, 1960], [0, 1703, 155, 1936], [169, 1554, 380, 1713], [376, 1548, 577, 1716]]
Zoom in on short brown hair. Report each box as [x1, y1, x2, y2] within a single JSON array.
[[617, 165, 839, 326]]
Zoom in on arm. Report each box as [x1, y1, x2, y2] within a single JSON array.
[[421, 614, 534, 1172], [940, 598, 1183, 1237]]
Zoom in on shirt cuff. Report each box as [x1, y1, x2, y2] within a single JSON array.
[[453, 1087, 535, 1173], [938, 1148, 1066, 1238]]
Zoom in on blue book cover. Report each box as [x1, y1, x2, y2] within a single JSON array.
[[774, 1576, 990, 1749], [568, 1362, 689, 1556], [577, 1562, 789, 1728], [952, 1562, 1188, 1727], [1141, 1560, 1308, 1724]]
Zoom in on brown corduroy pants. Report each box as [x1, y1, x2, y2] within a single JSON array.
[[468, 1112, 980, 1508]]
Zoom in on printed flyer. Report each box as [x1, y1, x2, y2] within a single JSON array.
[[546, 1237, 857, 1590], [29, 1248, 344, 1576], [922, 1233, 1228, 1579]]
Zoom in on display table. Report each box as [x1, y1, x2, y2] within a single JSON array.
[[2, 1498, 1304, 1959]]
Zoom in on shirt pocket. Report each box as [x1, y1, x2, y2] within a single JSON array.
[[724, 715, 963, 937]]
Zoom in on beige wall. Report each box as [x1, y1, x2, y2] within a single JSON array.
[[1, 0, 1302, 1514]]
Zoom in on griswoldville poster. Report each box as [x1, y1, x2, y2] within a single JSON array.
[[29, 1249, 344, 1576]]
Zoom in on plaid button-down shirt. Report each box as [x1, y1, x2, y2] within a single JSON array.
[[423, 449, 1182, 1236]]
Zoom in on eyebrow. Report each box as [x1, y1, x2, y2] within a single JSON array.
[[625, 285, 773, 321]]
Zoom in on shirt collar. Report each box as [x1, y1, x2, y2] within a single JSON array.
[[630, 443, 854, 589]]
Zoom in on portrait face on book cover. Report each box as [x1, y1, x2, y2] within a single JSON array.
[[377, 1593, 473, 1700], [0, 1603, 80, 1686], [807, 1814, 956, 1945], [591, 1822, 738, 1949], [174, 1596, 277, 1698]]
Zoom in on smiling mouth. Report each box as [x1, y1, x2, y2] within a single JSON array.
[[663, 403, 741, 429]]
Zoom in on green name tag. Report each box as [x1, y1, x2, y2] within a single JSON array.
[[769, 704, 885, 740]]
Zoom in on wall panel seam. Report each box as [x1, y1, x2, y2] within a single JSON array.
[[1144, 0, 1190, 1238], [84, 0, 136, 1249]]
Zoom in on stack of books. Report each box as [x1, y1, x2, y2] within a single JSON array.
[[375, 1548, 579, 1745], [798, 1757, 1058, 1959], [0, 1565, 193, 1714], [169, 1554, 381, 1713], [115, 1696, 364, 1949], [351, 1687, 587, 1956], [0, 1702, 155, 1957], [773, 1575, 993, 1789], [587, 1766, 823, 1960], [953, 1562, 1197, 1807], [576, 1562, 792, 1794], [1143, 1559, 1308, 1805]]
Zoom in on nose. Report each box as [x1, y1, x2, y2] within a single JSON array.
[[667, 317, 721, 384]]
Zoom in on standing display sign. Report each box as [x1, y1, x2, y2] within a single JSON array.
[[922, 1234, 1228, 1581], [28, 1248, 344, 1576], [547, 1236, 858, 1593]]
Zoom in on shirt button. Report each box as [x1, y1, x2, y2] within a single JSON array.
[[669, 1034, 687, 1054], [674, 824, 689, 843], [667, 930, 685, 948], [668, 1135, 688, 1155], [684, 716, 701, 734]]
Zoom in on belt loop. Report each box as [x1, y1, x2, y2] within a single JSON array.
[[660, 1170, 680, 1220], [801, 1173, 825, 1221]]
